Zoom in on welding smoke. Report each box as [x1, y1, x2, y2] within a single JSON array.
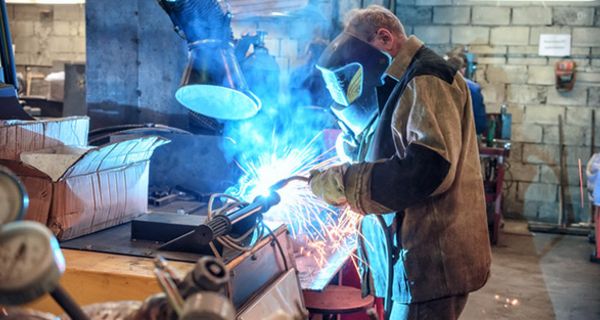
[[221, 3, 336, 166]]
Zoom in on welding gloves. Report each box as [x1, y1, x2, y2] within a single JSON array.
[[309, 163, 350, 207]]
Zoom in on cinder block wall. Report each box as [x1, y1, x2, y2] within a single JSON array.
[[7, 4, 85, 66], [390, 0, 600, 222]]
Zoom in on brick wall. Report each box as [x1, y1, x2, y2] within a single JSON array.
[[7, 4, 85, 67], [391, 1, 600, 222]]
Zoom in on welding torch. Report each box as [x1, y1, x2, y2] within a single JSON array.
[[161, 176, 309, 249], [189, 175, 309, 246]]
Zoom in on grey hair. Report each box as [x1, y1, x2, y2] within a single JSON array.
[[344, 5, 405, 42]]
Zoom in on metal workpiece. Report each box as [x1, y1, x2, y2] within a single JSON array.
[[180, 292, 236, 320]]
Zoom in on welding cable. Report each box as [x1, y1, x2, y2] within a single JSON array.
[[264, 223, 289, 271], [207, 193, 265, 252], [269, 175, 310, 191]]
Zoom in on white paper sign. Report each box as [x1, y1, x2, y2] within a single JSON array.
[[538, 34, 571, 57]]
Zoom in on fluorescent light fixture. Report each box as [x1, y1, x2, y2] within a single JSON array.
[[6, 0, 85, 4]]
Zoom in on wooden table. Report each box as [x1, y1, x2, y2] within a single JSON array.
[[25, 224, 295, 315], [25, 249, 195, 315]]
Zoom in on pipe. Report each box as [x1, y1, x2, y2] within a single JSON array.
[[0, 0, 17, 89], [50, 285, 90, 320], [157, 0, 232, 44]]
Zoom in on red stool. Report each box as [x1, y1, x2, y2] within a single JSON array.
[[303, 285, 375, 320]]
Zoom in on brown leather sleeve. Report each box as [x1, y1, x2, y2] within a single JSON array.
[[343, 75, 467, 214]]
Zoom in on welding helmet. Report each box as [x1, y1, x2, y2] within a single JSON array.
[[316, 32, 391, 138]]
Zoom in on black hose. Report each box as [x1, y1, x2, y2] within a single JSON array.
[[50, 285, 90, 320]]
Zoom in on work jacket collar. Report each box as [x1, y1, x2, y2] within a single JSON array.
[[386, 36, 424, 81]]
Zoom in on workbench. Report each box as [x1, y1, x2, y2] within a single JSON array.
[[25, 223, 296, 316]]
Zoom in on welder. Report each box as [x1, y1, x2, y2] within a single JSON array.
[[309, 5, 491, 320]]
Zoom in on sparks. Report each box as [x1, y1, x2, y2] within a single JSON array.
[[226, 131, 366, 270]]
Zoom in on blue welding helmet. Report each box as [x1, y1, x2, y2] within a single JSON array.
[[317, 32, 391, 137]]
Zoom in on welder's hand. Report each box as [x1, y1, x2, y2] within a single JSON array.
[[309, 164, 350, 207]]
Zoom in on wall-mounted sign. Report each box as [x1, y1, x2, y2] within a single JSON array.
[[538, 34, 572, 57]]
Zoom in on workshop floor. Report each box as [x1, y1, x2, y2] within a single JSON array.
[[462, 220, 600, 320]]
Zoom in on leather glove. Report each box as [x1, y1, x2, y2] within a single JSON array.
[[309, 163, 350, 206]]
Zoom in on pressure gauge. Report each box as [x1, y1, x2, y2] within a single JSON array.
[[0, 166, 28, 225], [0, 221, 65, 305]]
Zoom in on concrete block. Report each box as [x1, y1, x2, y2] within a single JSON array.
[[564, 199, 591, 223], [414, 26, 450, 44], [512, 7, 552, 26], [13, 4, 52, 21], [474, 66, 487, 84], [543, 125, 587, 146], [507, 104, 525, 124], [541, 165, 588, 188], [10, 21, 35, 37], [396, 6, 432, 25], [536, 201, 560, 222], [472, 6, 510, 26], [530, 27, 571, 45], [14, 52, 32, 66], [508, 46, 545, 55], [451, 26, 489, 45], [572, 28, 600, 47], [512, 123, 543, 143], [524, 105, 564, 124], [490, 27, 530, 45], [523, 143, 560, 165], [565, 146, 593, 166], [480, 83, 505, 104], [566, 166, 588, 187], [469, 45, 507, 55], [486, 102, 502, 114], [509, 162, 540, 182], [51, 21, 71, 36], [73, 36, 86, 53], [527, 66, 555, 85], [503, 184, 523, 216], [78, 22, 85, 36], [53, 4, 84, 21], [13, 36, 40, 53], [33, 21, 52, 38], [426, 44, 453, 56], [510, 142, 524, 162], [518, 182, 557, 202], [553, 7, 595, 26], [546, 85, 588, 106], [485, 65, 528, 84], [507, 85, 547, 104], [507, 57, 547, 66], [565, 107, 593, 126], [577, 72, 600, 83], [540, 165, 559, 184], [415, 0, 451, 5], [589, 88, 600, 107], [433, 6, 470, 25], [48, 36, 74, 53], [477, 57, 506, 65]]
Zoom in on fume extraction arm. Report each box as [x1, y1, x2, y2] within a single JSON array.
[[158, 0, 261, 120]]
